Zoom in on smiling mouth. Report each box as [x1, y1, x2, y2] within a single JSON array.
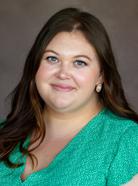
[[51, 84, 75, 92]]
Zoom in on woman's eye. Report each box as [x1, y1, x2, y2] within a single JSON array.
[[46, 56, 58, 63], [74, 60, 87, 67]]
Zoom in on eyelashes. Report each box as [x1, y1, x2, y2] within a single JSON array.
[[74, 60, 88, 67], [46, 56, 58, 63], [45, 55, 88, 67]]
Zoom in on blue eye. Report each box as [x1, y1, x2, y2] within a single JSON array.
[[74, 60, 87, 67], [46, 56, 58, 63]]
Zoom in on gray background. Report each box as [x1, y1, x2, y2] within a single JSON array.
[[0, 0, 138, 117]]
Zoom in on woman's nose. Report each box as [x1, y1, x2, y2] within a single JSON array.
[[56, 62, 71, 79]]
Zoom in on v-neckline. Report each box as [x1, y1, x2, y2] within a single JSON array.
[[19, 107, 107, 183]]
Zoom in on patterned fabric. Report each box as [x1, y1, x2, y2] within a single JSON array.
[[0, 108, 138, 186]]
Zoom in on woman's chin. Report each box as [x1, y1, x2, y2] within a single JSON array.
[[48, 102, 74, 113]]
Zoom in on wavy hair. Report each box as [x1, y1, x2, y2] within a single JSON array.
[[0, 7, 137, 168]]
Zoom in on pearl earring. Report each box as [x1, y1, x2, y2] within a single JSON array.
[[96, 83, 102, 93]]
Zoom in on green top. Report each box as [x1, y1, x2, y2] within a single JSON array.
[[0, 108, 138, 186]]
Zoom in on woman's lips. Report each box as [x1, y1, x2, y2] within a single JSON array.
[[51, 84, 75, 92]]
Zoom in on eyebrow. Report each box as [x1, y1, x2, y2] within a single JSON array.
[[44, 49, 93, 61]]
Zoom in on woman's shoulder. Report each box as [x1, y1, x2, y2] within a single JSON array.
[[99, 108, 138, 145], [104, 108, 138, 130], [104, 109, 138, 185]]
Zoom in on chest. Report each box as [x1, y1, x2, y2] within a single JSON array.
[[1, 132, 114, 185], [21, 138, 73, 181]]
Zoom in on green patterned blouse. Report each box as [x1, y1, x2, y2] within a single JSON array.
[[0, 108, 138, 186]]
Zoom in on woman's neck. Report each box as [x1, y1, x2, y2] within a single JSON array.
[[42, 102, 103, 140]]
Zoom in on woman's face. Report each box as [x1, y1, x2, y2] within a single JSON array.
[[35, 31, 103, 113]]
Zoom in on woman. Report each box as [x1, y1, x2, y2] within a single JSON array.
[[0, 7, 138, 186]]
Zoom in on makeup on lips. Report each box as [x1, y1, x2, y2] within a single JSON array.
[[51, 83, 75, 92]]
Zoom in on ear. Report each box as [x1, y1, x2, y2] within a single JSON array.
[[96, 72, 104, 85]]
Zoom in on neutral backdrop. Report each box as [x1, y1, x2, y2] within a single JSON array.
[[0, 0, 138, 117]]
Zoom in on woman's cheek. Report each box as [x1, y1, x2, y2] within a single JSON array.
[[36, 64, 53, 80], [74, 71, 93, 84]]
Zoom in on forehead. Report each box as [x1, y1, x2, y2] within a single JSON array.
[[45, 31, 98, 57]]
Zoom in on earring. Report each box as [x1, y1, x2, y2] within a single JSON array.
[[96, 83, 102, 93]]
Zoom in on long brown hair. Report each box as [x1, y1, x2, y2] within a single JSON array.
[[0, 7, 137, 168]]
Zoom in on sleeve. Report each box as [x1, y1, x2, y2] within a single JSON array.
[[106, 125, 138, 186]]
